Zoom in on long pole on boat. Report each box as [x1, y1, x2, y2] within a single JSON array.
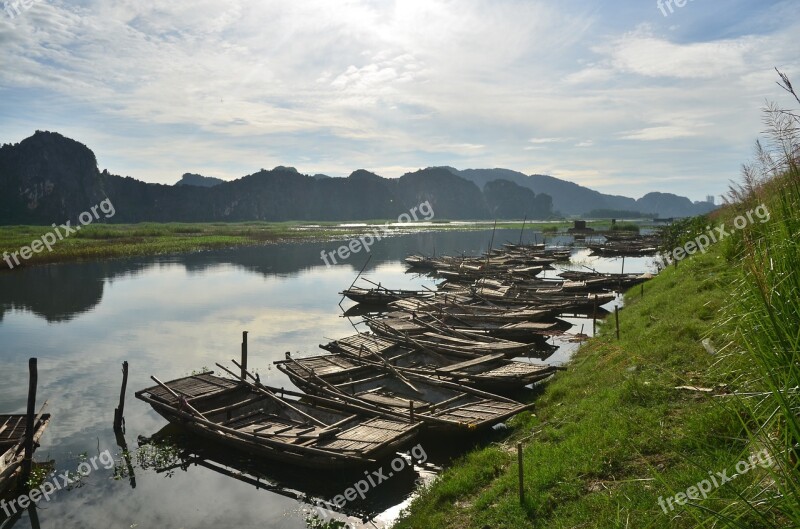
[[22, 357, 37, 478], [519, 215, 527, 245], [484, 220, 497, 277], [338, 255, 372, 310], [222, 361, 327, 427], [150, 376, 209, 420]]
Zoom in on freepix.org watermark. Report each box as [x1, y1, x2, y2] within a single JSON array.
[[658, 448, 773, 513], [3, 0, 42, 19], [310, 444, 428, 525], [0, 449, 115, 517], [665, 204, 770, 265], [2, 198, 116, 270], [320, 201, 434, 267], [657, 0, 696, 17]]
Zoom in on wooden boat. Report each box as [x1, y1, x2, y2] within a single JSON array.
[[557, 270, 652, 288], [135, 373, 420, 469], [389, 298, 555, 323], [367, 313, 568, 344], [312, 338, 560, 392], [0, 410, 51, 496], [275, 360, 533, 433], [340, 286, 429, 306], [374, 324, 542, 358], [140, 424, 423, 522], [472, 287, 616, 311]]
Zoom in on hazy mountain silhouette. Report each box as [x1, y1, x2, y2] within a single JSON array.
[[175, 173, 224, 187], [0, 131, 712, 224], [452, 168, 715, 218]]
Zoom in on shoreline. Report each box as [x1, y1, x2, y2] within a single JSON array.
[[0, 219, 633, 271], [393, 237, 771, 528]]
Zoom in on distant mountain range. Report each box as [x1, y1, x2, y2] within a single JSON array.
[[0, 131, 716, 225], [450, 168, 715, 218]]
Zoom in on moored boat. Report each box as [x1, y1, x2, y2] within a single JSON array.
[[135, 372, 420, 469], [0, 410, 51, 496], [275, 360, 533, 433]]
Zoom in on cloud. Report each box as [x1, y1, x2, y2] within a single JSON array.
[[529, 137, 569, 144], [619, 125, 698, 141], [0, 0, 797, 200]]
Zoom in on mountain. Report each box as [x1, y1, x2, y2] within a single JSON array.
[[451, 168, 715, 218], [175, 173, 224, 187], [0, 131, 711, 225], [0, 132, 548, 224], [483, 179, 553, 219]]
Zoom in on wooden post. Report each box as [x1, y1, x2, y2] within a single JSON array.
[[641, 283, 644, 298], [113, 361, 129, 432], [22, 358, 38, 478], [517, 442, 525, 504], [592, 294, 598, 336], [241, 331, 249, 381], [615, 306, 620, 340], [28, 501, 41, 529], [409, 401, 415, 423]]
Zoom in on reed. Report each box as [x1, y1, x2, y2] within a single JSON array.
[[700, 70, 800, 528]]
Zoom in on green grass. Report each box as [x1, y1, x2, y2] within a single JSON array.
[[609, 221, 641, 232], [395, 244, 781, 529], [398, 73, 800, 529], [0, 219, 611, 270], [0, 220, 465, 269], [0, 222, 315, 268]]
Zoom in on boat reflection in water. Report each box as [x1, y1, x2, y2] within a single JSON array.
[[136, 424, 441, 527]]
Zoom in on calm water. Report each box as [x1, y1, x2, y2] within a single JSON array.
[[0, 229, 657, 529]]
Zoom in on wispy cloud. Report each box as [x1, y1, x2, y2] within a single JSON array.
[[0, 0, 797, 200]]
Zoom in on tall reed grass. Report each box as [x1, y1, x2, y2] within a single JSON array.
[[704, 70, 800, 528]]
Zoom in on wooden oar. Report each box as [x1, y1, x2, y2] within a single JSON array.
[[223, 361, 327, 428], [354, 343, 422, 394], [150, 376, 209, 421]]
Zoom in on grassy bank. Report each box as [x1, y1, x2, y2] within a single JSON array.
[[396, 243, 770, 528], [396, 78, 800, 528], [0, 219, 608, 270]]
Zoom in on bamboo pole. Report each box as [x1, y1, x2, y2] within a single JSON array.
[[615, 306, 620, 340], [150, 376, 209, 420], [22, 358, 37, 479], [240, 331, 249, 381], [518, 442, 525, 504], [222, 360, 327, 427], [113, 361, 129, 432]]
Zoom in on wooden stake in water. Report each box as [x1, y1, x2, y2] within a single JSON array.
[[615, 306, 620, 340], [113, 361, 129, 432], [518, 442, 525, 504], [241, 331, 249, 381], [592, 294, 598, 336], [22, 358, 38, 479]]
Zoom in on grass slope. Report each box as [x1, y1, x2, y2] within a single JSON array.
[[396, 246, 774, 528]]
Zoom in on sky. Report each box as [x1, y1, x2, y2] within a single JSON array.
[[0, 0, 797, 201]]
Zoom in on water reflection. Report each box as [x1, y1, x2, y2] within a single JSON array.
[[136, 424, 434, 527], [0, 229, 658, 528]]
